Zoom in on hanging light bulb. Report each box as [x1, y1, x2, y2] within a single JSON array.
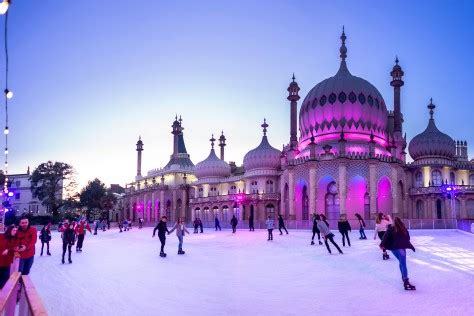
[[3, 127, 8, 135], [4, 162, 7, 167], [3, 148, 6, 154], [0, 0, 9, 15], [4, 89, 12, 99]]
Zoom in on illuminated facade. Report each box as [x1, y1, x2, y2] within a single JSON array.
[[124, 30, 474, 227]]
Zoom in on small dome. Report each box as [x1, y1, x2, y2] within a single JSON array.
[[243, 119, 281, 171], [408, 100, 455, 160], [194, 148, 231, 178]]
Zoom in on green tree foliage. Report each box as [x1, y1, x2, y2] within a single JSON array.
[[30, 161, 77, 217], [80, 178, 107, 220]]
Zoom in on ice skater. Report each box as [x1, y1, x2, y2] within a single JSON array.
[[230, 215, 238, 233], [320, 214, 329, 227], [248, 215, 254, 231], [379, 217, 416, 290], [198, 218, 204, 233], [265, 216, 274, 240], [214, 216, 221, 231], [337, 214, 351, 247], [94, 220, 99, 235], [39, 223, 52, 256], [75, 219, 91, 252], [0, 225, 19, 289], [59, 220, 76, 264], [355, 213, 367, 239], [374, 213, 392, 260], [316, 215, 343, 254], [193, 218, 199, 233], [278, 215, 288, 235], [138, 218, 143, 229], [168, 217, 190, 255], [153, 216, 170, 257], [311, 214, 322, 245]]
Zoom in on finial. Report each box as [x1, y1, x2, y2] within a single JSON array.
[[292, 73, 295, 82], [427, 98, 436, 119], [210, 134, 216, 149], [175, 114, 178, 121], [395, 55, 399, 65], [139, 135, 141, 141], [340, 26, 347, 61], [179, 115, 182, 123], [261, 118, 269, 136], [310, 130, 315, 144]]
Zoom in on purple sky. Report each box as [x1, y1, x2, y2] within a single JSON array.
[[4, 0, 474, 188]]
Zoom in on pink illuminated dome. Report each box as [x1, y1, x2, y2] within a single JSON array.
[[243, 119, 281, 171], [194, 135, 231, 179], [298, 29, 389, 150]]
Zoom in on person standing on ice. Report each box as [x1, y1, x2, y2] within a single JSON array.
[[277, 214, 288, 235], [337, 215, 351, 247], [168, 217, 190, 255], [193, 218, 199, 233], [153, 216, 170, 257], [355, 213, 367, 239], [138, 218, 143, 229], [75, 219, 91, 252], [374, 213, 392, 260], [315, 215, 343, 254], [214, 216, 221, 231], [0, 225, 19, 289], [198, 218, 204, 233], [39, 223, 52, 256], [16, 217, 37, 275], [311, 214, 322, 245], [93, 220, 99, 235], [230, 215, 238, 233], [265, 216, 274, 241], [380, 217, 416, 290], [320, 214, 330, 227], [59, 220, 76, 264], [248, 214, 255, 231]]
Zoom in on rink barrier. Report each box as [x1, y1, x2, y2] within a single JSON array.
[[0, 259, 48, 316]]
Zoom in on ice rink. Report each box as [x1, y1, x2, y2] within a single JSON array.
[[30, 227, 474, 316]]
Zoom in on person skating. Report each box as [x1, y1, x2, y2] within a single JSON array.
[[138, 218, 143, 229], [277, 214, 288, 235], [320, 214, 330, 228], [198, 218, 204, 233], [355, 213, 367, 239], [248, 215, 254, 231], [59, 220, 76, 264], [102, 219, 107, 231], [16, 217, 37, 275], [107, 219, 111, 230], [168, 217, 190, 255], [374, 213, 393, 260], [193, 218, 199, 234], [380, 217, 416, 290], [153, 216, 170, 257], [230, 215, 238, 233], [94, 220, 99, 235], [311, 214, 323, 245], [265, 216, 274, 241], [75, 219, 92, 252], [315, 215, 343, 254], [128, 219, 132, 230], [214, 217, 221, 231], [0, 225, 19, 289], [337, 215, 351, 247], [39, 223, 52, 256]]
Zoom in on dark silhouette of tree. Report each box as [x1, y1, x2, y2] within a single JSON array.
[[80, 178, 107, 220]]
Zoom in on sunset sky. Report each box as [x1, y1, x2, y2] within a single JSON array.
[[5, 0, 474, 188]]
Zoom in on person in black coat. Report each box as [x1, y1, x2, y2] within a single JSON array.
[[214, 217, 221, 231], [248, 215, 254, 231], [39, 224, 52, 256], [380, 217, 416, 290], [60, 221, 76, 264], [230, 215, 238, 233], [153, 216, 170, 257], [277, 215, 288, 235], [311, 214, 322, 245], [337, 215, 352, 247], [198, 218, 204, 233]]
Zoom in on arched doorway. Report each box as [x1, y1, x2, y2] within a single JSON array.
[[377, 177, 392, 215], [213, 206, 219, 220], [302, 186, 309, 220], [347, 176, 367, 220], [222, 206, 229, 222], [436, 199, 442, 219], [416, 200, 424, 219], [266, 204, 275, 218], [194, 207, 201, 219], [325, 182, 340, 220]]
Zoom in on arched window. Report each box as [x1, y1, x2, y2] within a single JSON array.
[[431, 170, 442, 186], [195, 207, 201, 219], [203, 207, 209, 221], [198, 187, 204, 197], [302, 186, 309, 220], [222, 206, 229, 221], [266, 204, 275, 218], [325, 182, 340, 220], [416, 200, 424, 219], [229, 185, 237, 195], [265, 180, 274, 193], [415, 172, 423, 188], [251, 181, 258, 194], [450, 172, 455, 185], [469, 174, 474, 186], [209, 187, 218, 197]]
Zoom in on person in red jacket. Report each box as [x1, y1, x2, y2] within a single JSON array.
[[75, 219, 91, 252], [16, 217, 37, 275], [0, 225, 19, 288]]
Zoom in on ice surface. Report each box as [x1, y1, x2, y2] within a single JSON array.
[[30, 228, 474, 316]]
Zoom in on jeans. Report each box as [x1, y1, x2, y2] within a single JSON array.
[[312, 231, 321, 241], [267, 229, 273, 240], [159, 235, 166, 253], [341, 231, 351, 246], [232, 226, 237, 233], [77, 234, 85, 250], [41, 241, 50, 255], [0, 266, 10, 288], [62, 243, 73, 260], [359, 227, 366, 239], [324, 235, 343, 254], [391, 249, 408, 279], [177, 235, 183, 251], [19, 257, 34, 275]]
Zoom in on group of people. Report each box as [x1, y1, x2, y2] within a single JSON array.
[[93, 218, 111, 235], [265, 215, 289, 241], [153, 216, 190, 257], [119, 219, 133, 232]]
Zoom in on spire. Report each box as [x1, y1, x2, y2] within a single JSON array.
[[210, 134, 216, 149], [428, 98, 436, 119], [340, 26, 347, 61], [218, 131, 226, 160], [261, 118, 269, 136], [292, 73, 295, 82]]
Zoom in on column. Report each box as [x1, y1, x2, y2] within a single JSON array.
[[309, 167, 316, 214], [160, 190, 165, 218], [151, 191, 156, 222], [442, 166, 450, 184], [338, 163, 347, 214], [172, 190, 177, 222], [444, 198, 451, 219], [143, 193, 147, 222], [422, 166, 431, 187], [288, 169, 295, 220], [280, 172, 286, 217], [369, 163, 377, 217], [391, 168, 399, 215], [460, 198, 467, 219], [182, 189, 187, 218]]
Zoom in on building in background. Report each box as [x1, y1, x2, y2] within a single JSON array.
[[8, 168, 49, 215]]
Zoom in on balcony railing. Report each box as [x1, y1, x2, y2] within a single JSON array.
[[410, 185, 474, 195], [190, 193, 280, 204]]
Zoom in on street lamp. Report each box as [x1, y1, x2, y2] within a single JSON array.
[[0, 0, 9, 15]]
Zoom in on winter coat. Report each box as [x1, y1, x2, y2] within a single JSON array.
[[312, 218, 320, 233], [230, 217, 238, 227], [278, 217, 285, 227], [316, 221, 332, 237], [0, 234, 18, 267], [375, 218, 392, 233], [61, 227, 76, 245], [169, 223, 190, 237], [380, 226, 415, 252], [265, 219, 275, 230], [153, 221, 169, 237], [75, 222, 92, 235], [337, 220, 351, 233], [193, 219, 199, 227], [17, 226, 37, 259], [39, 227, 52, 243], [215, 218, 220, 225]]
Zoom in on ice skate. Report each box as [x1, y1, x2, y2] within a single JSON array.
[[68, 258, 72, 264], [403, 278, 416, 290], [160, 252, 167, 258], [319, 241, 323, 245], [62, 258, 65, 264], [47, 252, 51, 256], [311, 241, 315, 245]]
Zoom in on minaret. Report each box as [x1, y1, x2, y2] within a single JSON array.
[[171, 115, 182, 155], [287, 73, 300, 149], [390, 56, 404, 133], [136, 136, 144, 177], [218, 131, 226, 160]]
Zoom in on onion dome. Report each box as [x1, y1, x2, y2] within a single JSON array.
[[194, 134, 231, 178], [298, 27, 388, 148], [243, 119, 281, 171], [408, 99, 455, 160]]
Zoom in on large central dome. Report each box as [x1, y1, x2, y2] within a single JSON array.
[[299, 30, 389, 150]]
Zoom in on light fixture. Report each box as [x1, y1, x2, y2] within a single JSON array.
[[3, 148, 6, 154], [3, 127, 8, 134], [0, 0, 9, 15], [7, 191, 13, 197], [4, 88, 12, 99]]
